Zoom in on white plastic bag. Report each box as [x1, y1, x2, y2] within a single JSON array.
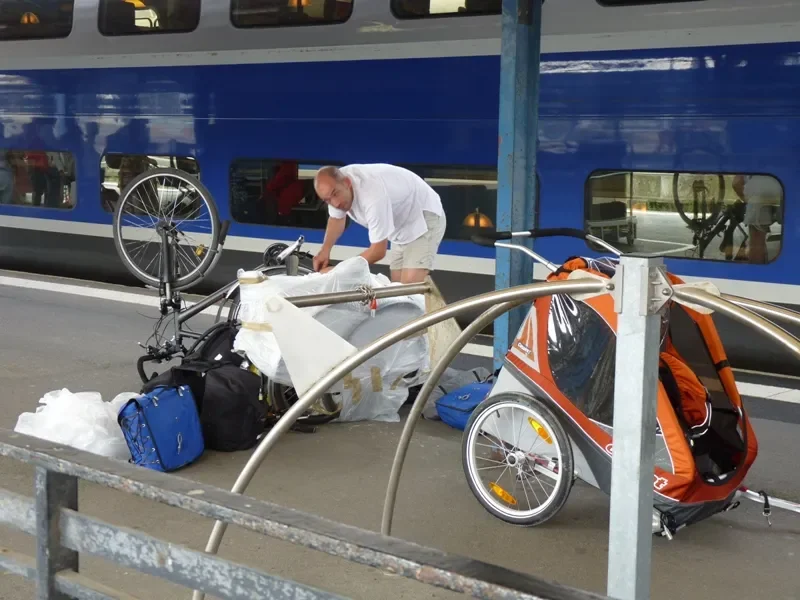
[[14, 389, 133, 461]]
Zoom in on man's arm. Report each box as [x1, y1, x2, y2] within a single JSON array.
[[360, 180, 393, 266], [313, 216, 346, 271], [359, 239, 388, 264]]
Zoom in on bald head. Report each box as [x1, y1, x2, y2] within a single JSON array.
[[315, 166, 353, 212]]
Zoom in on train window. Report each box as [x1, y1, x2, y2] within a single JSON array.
[[0, 2, 74, 40], [230, 160, 340, 228], [585, 170, 784, 264], [98, 0, 201, 36], [230, 161, 509, 241], [0, 150, 76, 209], [398, 165, 503, 242], [230, 0, 352, 28], [100, 153, 200, 213], [391, 0, 500, 19]]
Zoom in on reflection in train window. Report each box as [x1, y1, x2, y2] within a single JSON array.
[[391, 0, 500, 19], [98, 0, 201, 36], [229, 160, 502, 239], [100, 153, 200, 213], [230, 160, 337, 228], [230, 0, 353, 27], [0, 1, 74, 40], [0, 150, 75, 209], [585, 170, 784, 264]]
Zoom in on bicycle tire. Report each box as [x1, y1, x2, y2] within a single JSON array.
[[112, 167, 221, 291], [462, 393, 574, 527], [672, 172, 725, 231]]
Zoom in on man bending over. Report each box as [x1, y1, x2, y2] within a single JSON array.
[[312, 164, 446, 283]]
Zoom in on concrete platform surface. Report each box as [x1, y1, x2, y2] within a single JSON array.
[[0, 278, 798, 600]]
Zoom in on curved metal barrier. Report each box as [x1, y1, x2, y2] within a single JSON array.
[[189, 262, 800, 600], [376, 285, 800, 537], [381, 300, 524, 536], [191, 278, 608, 600], [681, 289, 800, 359], [721, 293, 800, 329]]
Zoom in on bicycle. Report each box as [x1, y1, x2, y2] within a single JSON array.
[[672, 173, 750, 260], [111, 167, 338, 428]]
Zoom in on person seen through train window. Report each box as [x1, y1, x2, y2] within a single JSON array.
[[265, 161, 304, 225], [733, 174, 781, 264], [25, 151, 49, 207], [312, 164, 446, 284]]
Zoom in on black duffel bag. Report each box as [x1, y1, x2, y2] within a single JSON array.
[[141, 321, 267, 452]]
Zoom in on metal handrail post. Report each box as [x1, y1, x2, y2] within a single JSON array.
[[607, 277, 800, 600], [192, 278, 607, 600], [606, 256, 664, 600], [381, 300, 524, 537]]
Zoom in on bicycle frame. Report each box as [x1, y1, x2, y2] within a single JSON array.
[[136, 236, 314, 382], [177, 236, 312, 328]]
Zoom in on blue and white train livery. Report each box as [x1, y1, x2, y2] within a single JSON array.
[[0, 0, 798, 374]]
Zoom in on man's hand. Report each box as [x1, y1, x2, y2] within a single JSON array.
[[313, 248, 330, 272]]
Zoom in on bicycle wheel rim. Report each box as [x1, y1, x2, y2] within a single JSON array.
[[113, 169, 219, 289], [466, 400, 565, 520]]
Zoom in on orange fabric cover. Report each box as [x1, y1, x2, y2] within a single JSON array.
[[659, 351, 709, 428]]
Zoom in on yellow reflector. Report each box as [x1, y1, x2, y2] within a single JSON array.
[[528, 417, 553, 444], [194, 245, 206, 257], [489, 482, 517, 506]]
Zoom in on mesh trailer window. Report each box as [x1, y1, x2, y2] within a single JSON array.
[[585, 170, 784, 265], [230, 0, 352, 27], [0, 150, 76, 209], [0, 1, 74, 40], [98, 0, 201, 36]]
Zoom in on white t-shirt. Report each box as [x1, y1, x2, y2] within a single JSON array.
[[327, 164, 444, 245]]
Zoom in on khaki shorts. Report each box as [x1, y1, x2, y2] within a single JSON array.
[[389, 210, 446, 272]]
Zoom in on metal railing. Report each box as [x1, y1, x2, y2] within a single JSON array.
[[0, 428, 608, 600], [3, 257, 800, 600]]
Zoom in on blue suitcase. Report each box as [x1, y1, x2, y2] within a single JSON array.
[[117, 384, 205, 472], [435, 382, 494, 431]]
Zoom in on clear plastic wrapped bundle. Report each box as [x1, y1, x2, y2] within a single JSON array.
[[234, 257, 430, 422]]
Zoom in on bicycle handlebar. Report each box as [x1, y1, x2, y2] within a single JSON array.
[[471, 228, 587, 247], [277, 236, 305, 262]]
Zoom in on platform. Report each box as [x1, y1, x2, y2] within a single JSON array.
[[0, 270, 798, 600]]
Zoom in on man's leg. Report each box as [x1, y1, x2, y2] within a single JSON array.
[[749, 225, 768, 264], [389, 244, 404, 282], [400, 211, 446, 283]]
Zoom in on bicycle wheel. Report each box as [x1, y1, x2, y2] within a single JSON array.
[[463, 392, 574, 527], [265, 378, 340, 425], [112, 167, 221, 291], [672, 172, 725, 230]]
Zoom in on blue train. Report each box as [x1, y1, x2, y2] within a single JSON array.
[[0, 0, 798, 374]]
